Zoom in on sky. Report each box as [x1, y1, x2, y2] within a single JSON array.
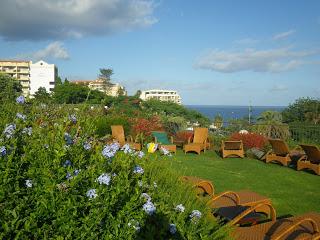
[[0, 0, 319, 106]]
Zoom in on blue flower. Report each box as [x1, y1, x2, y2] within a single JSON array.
[[16, 113, 26, 121], [175, 204, 185, 213], [16, 95, 25, 104], [86, 189, 97, 199], [63, 160, 72, 167], [137, 151, 145, 158], [102, 143, 119, 158], [25, 179, 33, 188], [141, 193, 151, 202], [74, 169, 81, 176], [0, 146, 6, 157], [83, 142, 91, 150], [189, 210, 202, 222], [64, 132, 73, 145], [169, 224, 177, 234], [3, 124, 16, 139], [121, 143, 133, 154], [22, 127, 32, 136], [69, 114, 77, 124], [96, 173, 111, 186], [66, 172, 73, 180], [133, 165, 144, 174], [143, 201, 156, 215]]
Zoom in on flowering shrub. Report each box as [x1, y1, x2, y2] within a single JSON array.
[[130, 116, 163, 137], [229, 132, 267, 150], [0, 102, 227, 239], [175, 130, 194, 143]]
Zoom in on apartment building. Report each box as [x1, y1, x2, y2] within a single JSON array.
[[73, 79, 126, 97], [140, 89, 182, 104], [0, 60, 57, 97]]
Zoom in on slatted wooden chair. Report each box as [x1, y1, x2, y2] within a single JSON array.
[[265, 139, 299, 166], [111, 125, 141, 150], [151, 131, 176, 153], [182, 176, 272, 217], [184, 128, 208, 155], [221, 140, 245, 158], [233, 212, 320, 240], [297, 144, 320, 175]]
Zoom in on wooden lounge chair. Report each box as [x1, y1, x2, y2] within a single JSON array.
[[233, 212, 320, 240], [184, 127, 208, 155], [151, 131, 176, 153], [182, 176, 272, 217], [111, 125, 141, 150], [265, 139, 299, 166], [297, 144, 320, 175], [221, 140, 244, 158]]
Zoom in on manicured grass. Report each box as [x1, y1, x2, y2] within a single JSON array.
[[167, 149, 320, 217]]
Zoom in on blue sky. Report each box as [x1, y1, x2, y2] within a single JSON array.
[[0, 0, 319, 106]]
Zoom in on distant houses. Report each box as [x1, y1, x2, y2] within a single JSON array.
[[0, 59, 57, 97], [140, 89, 182, 105], [72, 79, 126, 97]]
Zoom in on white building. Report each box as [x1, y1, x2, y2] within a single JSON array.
[[0, 59, 56, 97], [140, 89, 182, 104], [30, 60, 57, 96]]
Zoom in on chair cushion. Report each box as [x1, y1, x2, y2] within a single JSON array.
[[152, 132, 171, 145]]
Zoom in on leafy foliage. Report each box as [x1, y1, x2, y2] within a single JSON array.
[[229, 132, 267, 150], [0, 73, 22, 102]]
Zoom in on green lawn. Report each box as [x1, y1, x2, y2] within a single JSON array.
[[167, 150, 320, 217]]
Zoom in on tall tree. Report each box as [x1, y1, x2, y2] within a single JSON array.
[[33, 87, 51, 103], [0, 73, 22, 103]]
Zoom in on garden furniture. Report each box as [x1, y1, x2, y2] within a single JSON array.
[[151, 131, 176, 153], [297, 144, 320, 175], [265, 139, 302, 166], [221, 140, 244, 158], [184, 127, 208, 155], [111, 125, 141, 150], [182, 176, 273, 217], [232, 212, 320, 240]]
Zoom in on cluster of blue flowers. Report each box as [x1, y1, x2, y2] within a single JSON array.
[[96, 173, 111, 186], [175, 204, 185, 213], [69, 114, 77, 124], [83, 141, 91, 150], [142, 200, 156, 215], [16, 113, 26, 121], [64, 133, 73, 145], [3, 124, 16, 139], [86, 189, 97, 199], [16, 95, 25, 104], [102, 142, 120, 158], [189, 210, 202, 223], [133, 165, 144, 174], [22, 127, 32, 136], [0, 146, 6, 157]]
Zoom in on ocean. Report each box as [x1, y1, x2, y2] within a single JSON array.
[[185, 105, 286, 121]]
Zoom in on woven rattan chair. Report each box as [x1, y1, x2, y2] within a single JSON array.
[[151, 131, 176, 153], [265, 139, 299, 166], [221, 140, 245, 158], [184, 128, 208, 155], [111, 125, 141, 150], [233, 212, 320, 240], [297, 144, 320, 175], [182, 176, 272, 216]]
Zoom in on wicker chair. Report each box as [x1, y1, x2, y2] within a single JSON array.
[[184, 128, 208, 155], [265, 139, 300, 166], [182, 176, 272, 217], [297, 144, 320, 175], [111, 125, 141, 150], [221, 140, 244, 158], [233, 212, 320, 240], [151, 131, 176, 153]]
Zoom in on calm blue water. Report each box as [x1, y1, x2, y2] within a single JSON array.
[[186, 105, 286, 121]]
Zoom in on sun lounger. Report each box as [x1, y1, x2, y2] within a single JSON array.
[[184, 128, 208, 155], [297, 144, 320, 175], [111, 125, 141, 150], [151, 131, 176, 153], [221, 140, 244, 158], [233, 212, 320, 240]]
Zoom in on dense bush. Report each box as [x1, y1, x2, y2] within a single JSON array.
[[0, 101, 228, 239], [229, 132, 267, 150], [94, 115, 130, 138]]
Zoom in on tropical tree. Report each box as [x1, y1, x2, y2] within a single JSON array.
[[254, 110, 289, 139], [0, 73, 22, 103]]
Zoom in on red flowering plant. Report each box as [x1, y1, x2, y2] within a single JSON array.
[[130, 116, 163, 144], [229, 132, 267, 150]]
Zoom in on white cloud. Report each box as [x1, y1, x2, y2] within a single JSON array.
[[0, 0, 157, 41], [17, 41, 69, 61], [194, 47, 317, 73], [270, 84, 288, 92], [272, 29, 296, 40]]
